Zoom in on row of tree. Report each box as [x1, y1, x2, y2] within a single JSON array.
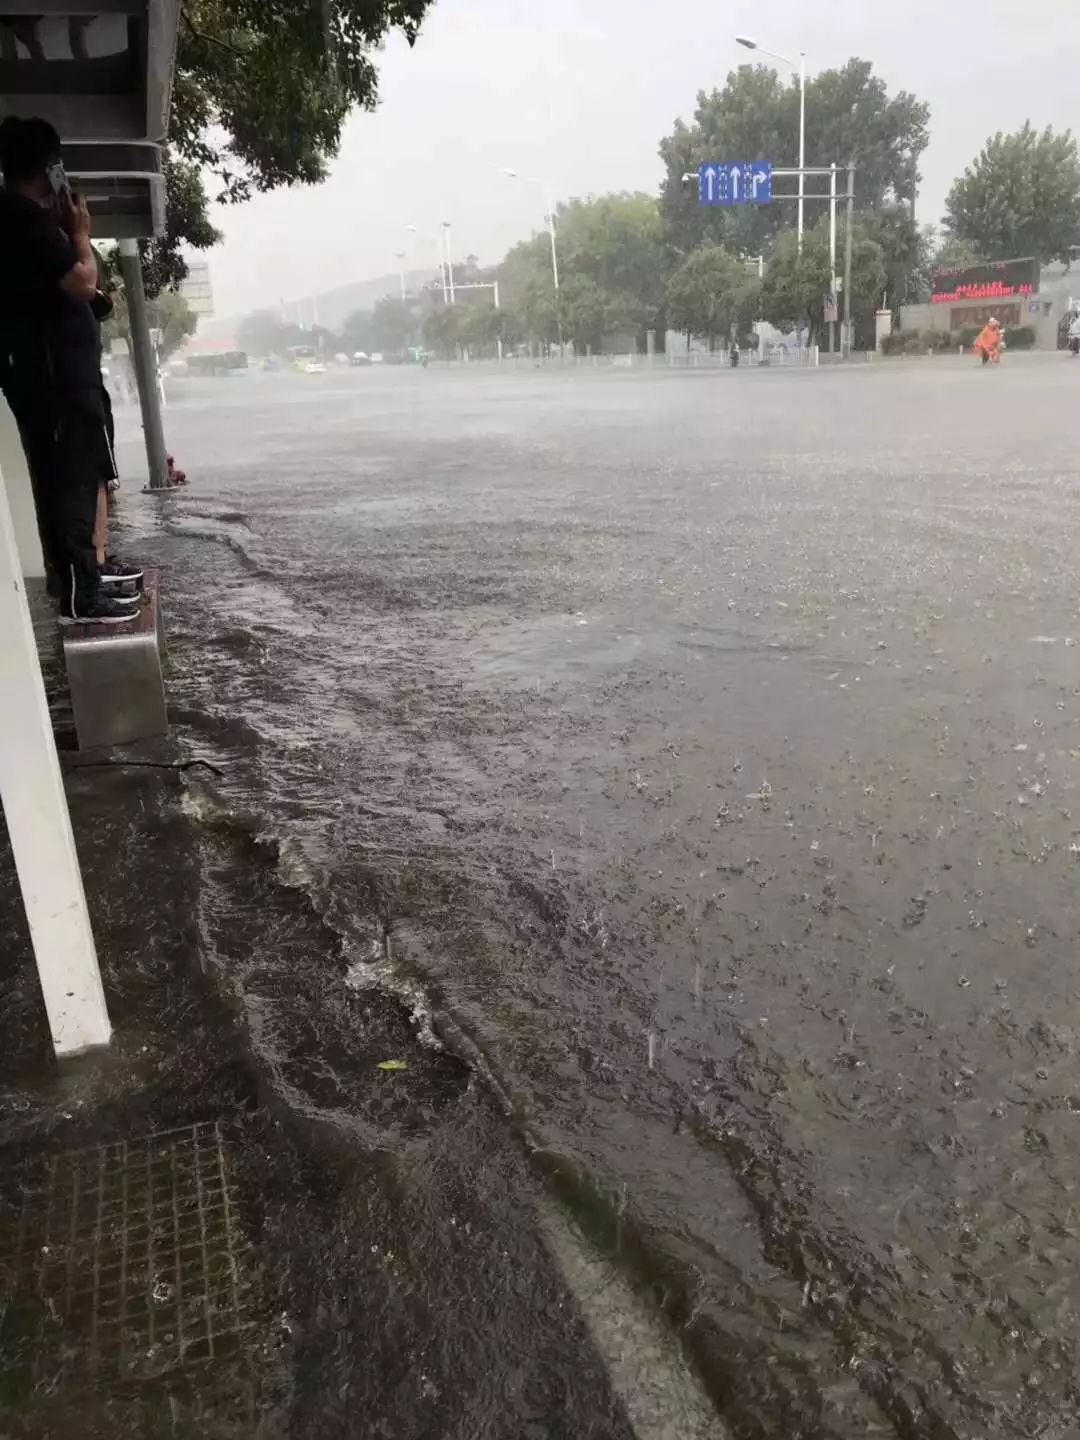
[[198, 6, 1080, 356]]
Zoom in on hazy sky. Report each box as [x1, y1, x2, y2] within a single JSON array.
[[206, 0, 1079, 318]]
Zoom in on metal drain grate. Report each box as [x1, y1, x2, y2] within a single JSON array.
[[0, 1122, 257, 1383]]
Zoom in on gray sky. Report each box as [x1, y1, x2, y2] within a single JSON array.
[[206, 0, 1079, 318]]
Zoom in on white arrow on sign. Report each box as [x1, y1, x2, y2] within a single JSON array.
[[729, 164, 742, 201], [752, 169, 769, 199], [702, 165, 716, 203]]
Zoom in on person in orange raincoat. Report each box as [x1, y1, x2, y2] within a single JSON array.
[[974, 316, 1004, 365]]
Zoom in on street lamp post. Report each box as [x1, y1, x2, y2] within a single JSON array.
[[736, 35, 806, 254], [395, 251, 407, 302], [503, 169, 560, 293], [407, 223, 448, 304], [441, 221, 456, 304]]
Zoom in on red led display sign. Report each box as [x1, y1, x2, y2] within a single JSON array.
[[931, 257, 1039, 305]]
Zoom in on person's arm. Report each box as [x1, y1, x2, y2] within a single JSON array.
[[55, 195, 97, 301]]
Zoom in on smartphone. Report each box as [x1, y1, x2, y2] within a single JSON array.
[[45, 158, 71, 204]]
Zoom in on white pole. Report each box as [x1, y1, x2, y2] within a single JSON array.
[[797, 52, 806, 255], [396, 252, 406, 301], [444, 224, 456, 304], [0, 471, 111, 1056], [546, 186, 560, 291], [438, 231, 449, 305], [829, 161, 837, 353]]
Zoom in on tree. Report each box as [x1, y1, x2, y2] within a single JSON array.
[[236, 308, 301, 357], [422, 305, 461, 359], [927, 234, 984, 274], [761, 230, 831, 341], [500, 193, 669, 349], [557, 275, 610, 353], [666, 246, 759, 348], [944, 124, 1080, 265], [104, 287, 198, 360], [761, 218, 885, 347], [372, 296, 416, 354], [149, 1, 435, 289], [340, 309, 377, 354], [659, 59, 929, 269]]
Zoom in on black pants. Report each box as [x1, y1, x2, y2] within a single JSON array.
[[16, 388, 112, 607]]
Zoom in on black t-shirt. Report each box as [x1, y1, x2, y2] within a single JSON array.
[[0, 189, 102, 412]]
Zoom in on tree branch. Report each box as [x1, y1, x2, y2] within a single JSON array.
[[181, 7, 246, 58]]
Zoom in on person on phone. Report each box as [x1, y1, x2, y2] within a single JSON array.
[[0, 115, 138, 623]]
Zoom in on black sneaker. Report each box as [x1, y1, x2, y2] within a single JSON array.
[[100, 557, 144, 587], [59, 593, 139, 626]]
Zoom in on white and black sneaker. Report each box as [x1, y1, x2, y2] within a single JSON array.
[[100, 557, 144, 588], [60, 592, 139, 626]]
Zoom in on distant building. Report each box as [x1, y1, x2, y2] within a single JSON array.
[[181, 257, 215, 318], [900, 256, 1076, 349]]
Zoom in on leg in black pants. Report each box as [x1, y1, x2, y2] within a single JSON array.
[[22, 391, 106, 616]]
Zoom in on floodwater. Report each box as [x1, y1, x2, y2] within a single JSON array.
[[117, 356, 1080, 1437]]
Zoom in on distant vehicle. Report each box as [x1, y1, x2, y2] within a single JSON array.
[[304, 360, 326, 374], [349, 351, 372, 367], [186, 351, 248, 377], [288, 344, 318, 372], [262, 356, 283, 372]]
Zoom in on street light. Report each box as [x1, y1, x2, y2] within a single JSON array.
[[441, 221, 456, 304], [503, 168, 560, 292], [736, 34, 806, 254], [406, 223, 448, 304], [395, 251, 407, 302]]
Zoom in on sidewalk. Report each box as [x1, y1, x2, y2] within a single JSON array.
[[0, 722, 638, 1437]]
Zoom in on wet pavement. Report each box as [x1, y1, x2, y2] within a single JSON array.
[[91, 353, 1080, 1437]]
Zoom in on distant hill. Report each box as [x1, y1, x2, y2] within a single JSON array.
[[192, 268, 438, 350], [300, 268, 436, 331]]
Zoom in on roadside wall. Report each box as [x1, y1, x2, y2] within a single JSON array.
[[901, 267, 1072, 350]]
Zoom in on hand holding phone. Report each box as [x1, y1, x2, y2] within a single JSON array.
[[58, 190, 91, 243]]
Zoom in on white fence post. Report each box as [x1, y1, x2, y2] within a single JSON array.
[[0, 468, 111, 1057]]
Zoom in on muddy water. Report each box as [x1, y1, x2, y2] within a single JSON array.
[[119, 358, 1080, 1436]]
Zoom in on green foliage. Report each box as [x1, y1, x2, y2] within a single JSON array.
[[666, 246, 759, 347], [556, 274, 610, 353], [156, 0, 434, 285], [1004, 325, 1036, 350], [944, 124, 1080, 265], [236, 308, 306, 357], [499, 193, 666, 349], [761, 230, 831, 339], [925, 329, 958, 353], [928, 234, 984, 274], [422, 304, 461, 359], [879, 330, 908, 355], [659, 58, 929, 263], [371, 296, 416, 353], [104, 286, 199, 360], [141, 155, 221, 298], [340, 309, 377, 353]]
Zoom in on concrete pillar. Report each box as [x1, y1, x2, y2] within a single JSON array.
[[0, 465, 112, 1057], [875, 309, 893, 352], [117, 239, 169, 490]]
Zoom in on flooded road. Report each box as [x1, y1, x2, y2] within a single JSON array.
[[119, 356, 1080, 1436]]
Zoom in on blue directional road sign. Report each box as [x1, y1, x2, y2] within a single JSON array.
[[698, 162, 773, 206]]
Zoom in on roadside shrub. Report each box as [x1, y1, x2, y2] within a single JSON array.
[[958, 325, 981, 349], [902, 330, 928, 355], [880, 330, 907, 355], [1004, 325, 1036, 350], [925, 330, 957, 353]]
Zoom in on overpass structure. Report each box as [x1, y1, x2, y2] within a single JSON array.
[[0, 1, 179, 1056]]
